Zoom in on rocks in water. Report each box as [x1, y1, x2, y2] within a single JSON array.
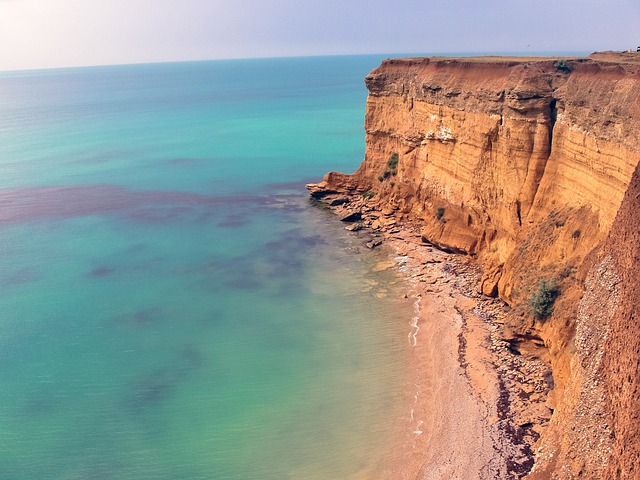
[[372, 260, 396, 272], [344, 223, 362, 232], [329, 196, 350, 206], [306, 181, 335, 199], [339, 210, 362, 222], [366, 238, 383, 249]]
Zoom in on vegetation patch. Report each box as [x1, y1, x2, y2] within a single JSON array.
[[435, 206, 445, 220], [379, 152, 400, 182], [528, 279, 560, 321], [362, 191, 376, 199], [554, 60, 572, 73], [387, 152, 399, 170]]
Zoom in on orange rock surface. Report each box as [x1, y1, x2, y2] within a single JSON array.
[[309, 53, 640, 478]]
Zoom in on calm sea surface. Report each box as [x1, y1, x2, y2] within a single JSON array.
[[0, 56, 414, 479]]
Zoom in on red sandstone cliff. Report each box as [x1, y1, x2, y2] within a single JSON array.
[[309, 53, 640, 478]]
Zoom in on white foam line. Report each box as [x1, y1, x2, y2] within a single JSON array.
[[413, 420, 424, 436], [408, 295, 421, 347]]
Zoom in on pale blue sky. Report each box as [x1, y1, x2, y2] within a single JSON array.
[[1, 0, 639, 70]]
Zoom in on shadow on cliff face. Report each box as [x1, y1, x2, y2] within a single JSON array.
[[600, 162, 640, 480]]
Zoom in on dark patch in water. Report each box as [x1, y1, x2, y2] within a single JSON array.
[[1, 267, 40, 287], [0, 184, 276, 225], [71, 148, 133, 166], [279, 202, 306, 213], [126, 206, 193, 224], [264, 228, 326, 249], [21, 394, 59, 418], [197, 308, 224, 327], [223, 277, 263, 290], [262, 228, 326, 277], [124, 344, 205, 412], [130, 255, 165, 272], [198, 227, 327, 293], [178, 344, 205, 371], [89, 266, 115, 277], [217, 214, 249, 229], [109, 308, 162, 329], [128, 367, 177, 409], [126, 242, 148, 253], [167, 157, 201, 166]]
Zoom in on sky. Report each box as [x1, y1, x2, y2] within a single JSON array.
[[1, 0, 639, 71]]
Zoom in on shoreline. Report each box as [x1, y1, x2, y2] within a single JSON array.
[[311, 196, 553, 479]]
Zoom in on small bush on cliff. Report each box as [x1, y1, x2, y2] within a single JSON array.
[[528, 279, 560, 321], [554, 60, 572, 73], [435, 207, 445, 220], [362, 191, 376, 199], [387, 152, 399, 170]]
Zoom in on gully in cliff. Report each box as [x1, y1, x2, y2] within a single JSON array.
[[308, 53, 640, 479]]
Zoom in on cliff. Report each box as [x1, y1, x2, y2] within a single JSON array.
[[308, 53, 640, 478]]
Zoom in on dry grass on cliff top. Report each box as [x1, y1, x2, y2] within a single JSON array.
[[398, 51, 640, 65]]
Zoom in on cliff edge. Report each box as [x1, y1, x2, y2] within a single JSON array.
[[309, 53, 640, 478]]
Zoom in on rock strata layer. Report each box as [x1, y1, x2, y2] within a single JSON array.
[[308, 52, 640, 479]]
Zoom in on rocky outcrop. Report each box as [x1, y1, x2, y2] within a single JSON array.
[[308, 53, 640, 478]]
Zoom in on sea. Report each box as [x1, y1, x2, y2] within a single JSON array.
[[0, 55, 417, 479]]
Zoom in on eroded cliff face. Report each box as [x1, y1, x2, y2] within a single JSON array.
[[309, 53, 640, 478]]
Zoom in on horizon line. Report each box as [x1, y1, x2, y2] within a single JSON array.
[[0, 49, 594, 75]]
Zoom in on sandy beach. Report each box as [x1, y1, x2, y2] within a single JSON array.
[[341, 218, 550, 479]]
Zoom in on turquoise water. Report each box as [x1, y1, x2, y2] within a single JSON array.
[[0, 56, 413, 479]]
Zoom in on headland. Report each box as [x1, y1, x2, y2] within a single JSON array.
[[309, 52, 640, 479]]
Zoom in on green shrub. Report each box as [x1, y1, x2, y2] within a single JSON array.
[[387, 152, 399, 170], [435, 206, 445, 220], [377, 175, 384, 182], [528, 279, 560, 320], [571, 229, 581, 239], [362, 191, 377, 199], [554, 60, 572, 73]]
